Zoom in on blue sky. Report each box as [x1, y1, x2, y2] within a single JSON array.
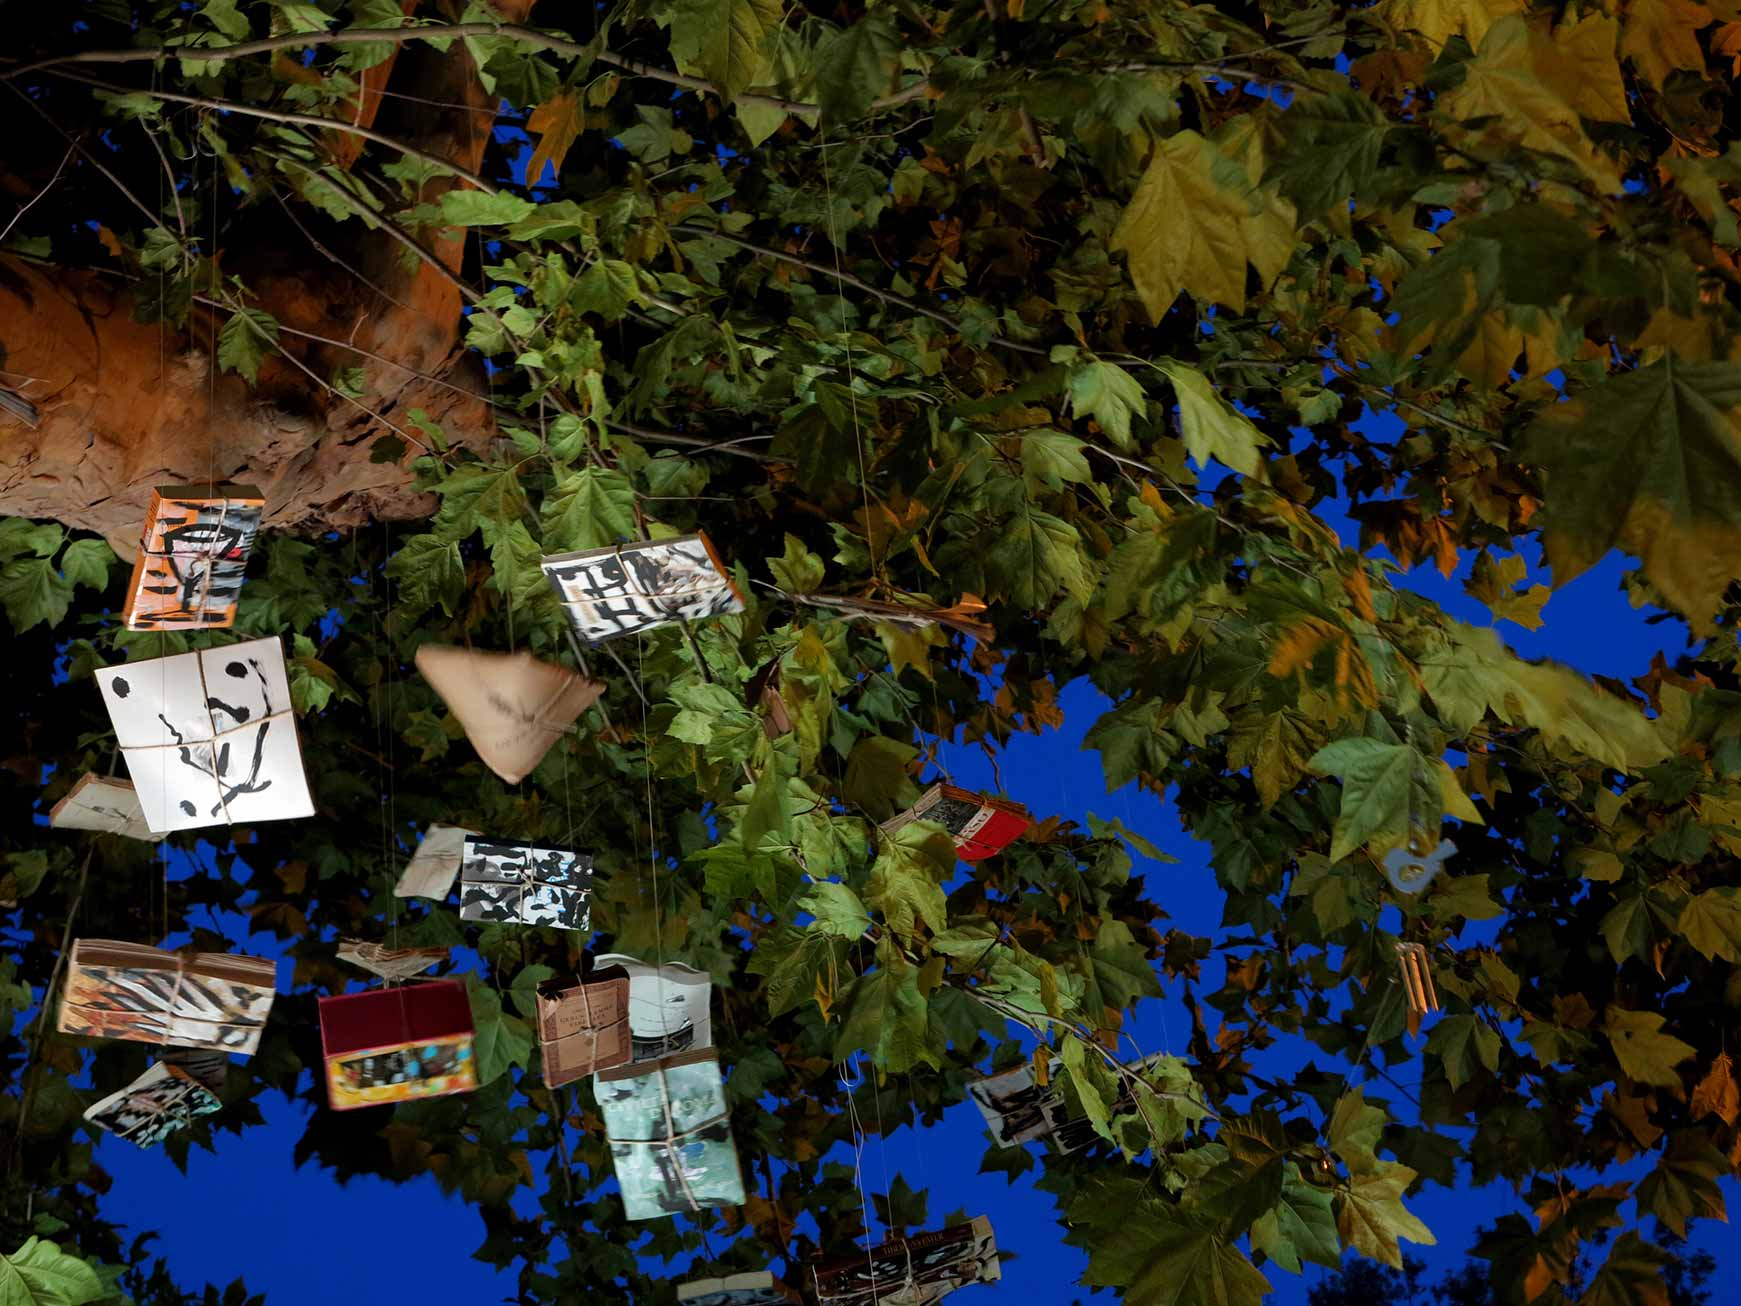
[[87, 495, 1739, 1303]]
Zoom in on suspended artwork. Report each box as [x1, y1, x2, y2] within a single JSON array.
[[335, 939, 453, 983], [83, 1060, 222, 1148], [48, 774, 165, 843], [394, 822, 479, 899], [596, 1050, 746, 1221], [881, 783, 1032, 863], [811, 1217, 1001, 1306], [541, 533, 744, 643], [318, 976, 477, 1111], [1395, 942, 1440, 1019], [459, 837, 593, 931], [57, 941, 277, 1055], [592, 952, 713, 1062], [414, 645, 604, 784], [1383, 835, 1457, 894], [677, 1270, 801, 1304], [121, 483, 264, 631], [93, 636, 315, 833], [968, 1060, 1069, 1147], [536, 970, 632, 1085]]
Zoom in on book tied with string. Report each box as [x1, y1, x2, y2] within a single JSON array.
[[811, 1217, 1001, 1306], [459, 837, 593, 931], [536, 971, 631, 1086], [83, 1050, 226, 1148], [56, 940, 277, 1055], [541, 533, 744, 643], [318, 944, 476, 1110], [48, 774, 165, 843], [414, 646, 604, 785], [596, 1050, 745, 1221], [677, 1271, 801, 1305], [592, 953, 712, 1062], [880, 784, 1031, 863], [122, 483, 264, 631]]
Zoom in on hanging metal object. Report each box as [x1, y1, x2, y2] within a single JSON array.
[[1383, 835, 1456, 894], [1395, 942, 1439, 1018]]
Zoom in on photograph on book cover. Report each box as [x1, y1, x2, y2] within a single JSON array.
[[597, 1053, 745, 1221], [94, 637, 313, 832], [122, 484, 264, 631], [541, 534, 743, 643], [592, 953, 712, 1061], [967, 1061, 1070, 1148]]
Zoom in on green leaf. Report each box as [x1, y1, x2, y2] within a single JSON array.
[[0, 1237, 105, 1306], [837, 963, 937, 1073], [843, 735, 919, 820], [58, 539, 114, 593], [0, 557, 72, 632], [437, 191, 537, 227], [1159, 361, 1269, 480], [666, 680, 745, 747], [768, 533, 825, 594], [800, 881, 872, 939], [1633, 1129, 1729, 1237], [385, 535, 466, 619], [864, 822, 953, 941], [1516, 356, 1741, 632], [1068, 361, 1146, 450], [570, 259, 643, 321], [1265, 89, 1389, 217], [747, 923, 848, 1016], [509, 964, 556, 1021], [432, 463, 527, 541], [200, 0, 250, 40], [813, 13, 902, 124], [216, 308, 278, 385], [1018, 431, 1093, 492], [469, 984, 533, 1086], [1082, 1201, 1272, 1306], [983, 480, 1094, 609], [1603, 1007, 1696, 1088], [669, 0, 782, 99], [1307, 737, 1417, 862], [1426, 1013, 1502, 1090], [1336, 1161, 1436, 1269], [1250, 1165, 1342, 1275], [1600, 893, 1653, 965], [1086, 813, 1177, 863], [1678, 887, 1741, 962], [541, 466, 636, 551], [1328, 1089, 1387, 1175], [1579, 1232, 1673, 1306]]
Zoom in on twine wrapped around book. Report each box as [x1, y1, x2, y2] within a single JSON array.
[[812, 1235, 918, 1303], [650, 1060, 707, 1212]]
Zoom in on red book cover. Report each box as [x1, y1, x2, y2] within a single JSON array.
[[317, 979, 477, 1111]]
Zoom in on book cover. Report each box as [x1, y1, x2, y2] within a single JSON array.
[[458, 838, 592, 931], [337, 939, 449, 982], [591, 953, 712, 1062], [541, 533, 744, 643], [536, 972, 631, 1085], [967, 1061, 1069, 1148], [811, 1217, 1001, 1306], [596, 1051, 745, 1221], [414, 646, 603, 784], [881, 783, 1030, 862], [93, 637, 315, 833], [394, 822, 479, 899], [57, 941, 277, 1055], [47, 774, 165, 843], [122, 483, 264, 631], [677, 1270, 800, 1305], [83, 1062, 221, 1148], [318, 979, 478, 1111]]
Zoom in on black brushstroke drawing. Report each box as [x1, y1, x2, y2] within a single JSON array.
[[154, 654, 278, 820]]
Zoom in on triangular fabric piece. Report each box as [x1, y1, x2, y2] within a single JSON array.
[[395, 823, 478, 899], [414, 646, 603, 784]]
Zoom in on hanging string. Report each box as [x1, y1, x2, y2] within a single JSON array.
[[837, 1052, 885, 1302]]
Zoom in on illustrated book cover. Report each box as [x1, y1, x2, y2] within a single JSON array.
[[121, 483, 264, 631], [811, 1217, 1001, 1306], [536, 971, 631, 1085], [592, 953, 712, 1062], [57, 940, 277, 1055], [48, 774, 165, 843], [541, 533, 744, 643], [596, 1050, 745, 1221], [93, 636, 314, 833], [317, 978, 477, 1111], [414, 646, 603, 784], [677, 1271, 800, 1305], [967, 1060, 1070, 1148], [880, 783, 1030, 862], [83, 1062, 221, 1148], [459, 837, 593, 931]]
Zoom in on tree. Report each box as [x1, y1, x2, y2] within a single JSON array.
[[2, 0, 1739, 1303]]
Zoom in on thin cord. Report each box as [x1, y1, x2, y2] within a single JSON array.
[[818, 130, 879, 581]]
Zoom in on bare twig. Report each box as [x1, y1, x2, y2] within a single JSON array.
[[0, 138, 78, 246]]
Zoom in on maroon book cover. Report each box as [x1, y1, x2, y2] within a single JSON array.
[[317, 979, 477, 1111]]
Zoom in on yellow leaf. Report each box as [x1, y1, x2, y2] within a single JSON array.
[[1603, 1007, 1696, 1088], [1551, 12, 1631, 122], [1382, 0, 1526, 49], [526, 91, 585, 186], [1435, 758, 1484, 825], [1112, 130, 1297, 320], [1442, 16, 1623, 192], [1690, 1053, 1740, 1125], [1620, 0, 1714, 90]]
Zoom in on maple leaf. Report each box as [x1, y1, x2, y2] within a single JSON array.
[[526, 91, 585, 186], [1619, 0, 1714, 90], [1336, 1161, 1438, 1269], [1578, 1231, 1672, 1306], [1689, 1053, 1740, 1125], [1381, 0, 1527, 49], [1112, 130, 1296, 320], [1516, 356, 1741, 633], [1465, 550, 1550, 630], [1603, 1007, 1697, 1088]]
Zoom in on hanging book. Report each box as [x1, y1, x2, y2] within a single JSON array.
[[394, 822, 479, 899], [159, 1045, 228, 1092], [48, 775, 166, 843], [83, 1061, 221, 1148], [597, 1050, 745, 1221], [968, 1061, 1069, 1148], [536, 971, 631, 1086], [811, 1217, 1001, 1306], [678, 1271, 801, 1305], [881, 783, 1031, 863], [593, 952, 712, 1062], [122, 483, 264, 631], [541, 533, 744, 643], [414, 646, 603, 784], [56, 940, 277, 1055], [93, 636, 314, 833], [318, 978, 477, 1111], [459, 837, 593, 931], [337, 939, 450, 983]]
